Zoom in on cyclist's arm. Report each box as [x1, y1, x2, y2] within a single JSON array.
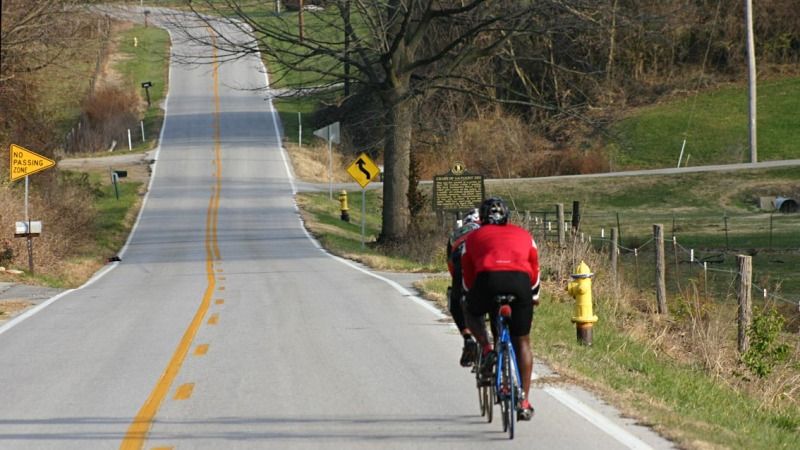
[[529, 240, 541, 303], [461, 243, 475, 293]]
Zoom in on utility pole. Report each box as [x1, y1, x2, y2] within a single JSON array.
[[745, 0, 757, 163]]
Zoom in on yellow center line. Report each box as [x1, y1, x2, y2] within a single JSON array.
[[120, 29, 223, 450]]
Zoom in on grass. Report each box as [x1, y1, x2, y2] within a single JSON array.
[[92, 174, 143, 257], [110, 25, 170, 154], [529, 297, 800, 449], [611, 78, 800, 168], [297, 191, 445, 272], [274, 91, 340, 146]]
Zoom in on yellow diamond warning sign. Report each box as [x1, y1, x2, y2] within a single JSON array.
[[10, 144, 55, 182], [346, 153, 381, 189]]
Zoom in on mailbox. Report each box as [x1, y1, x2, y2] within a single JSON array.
[[15, 221, 42, 237]]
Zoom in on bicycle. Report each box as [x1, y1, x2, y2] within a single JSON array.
[[474, 347, 493, 424], [476, 294, 523, 439]]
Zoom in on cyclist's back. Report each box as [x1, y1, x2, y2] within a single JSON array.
[[461, 196, 539, 421]]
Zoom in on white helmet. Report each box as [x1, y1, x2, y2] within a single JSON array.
[[462, 208, 480, 225]]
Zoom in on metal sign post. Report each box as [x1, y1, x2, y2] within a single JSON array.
[[313, 122, 340, 200], [9, 144, 56, 274], [346, 153, 380, 248]]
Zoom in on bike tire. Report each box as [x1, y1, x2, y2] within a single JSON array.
[[478, 382, 485, 416], [505, 349, 517, 439], [499, 345, 509, 433], [485, 385, 493, 423]]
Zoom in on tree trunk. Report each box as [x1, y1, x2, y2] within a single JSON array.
[[379, 95, 413, 242]]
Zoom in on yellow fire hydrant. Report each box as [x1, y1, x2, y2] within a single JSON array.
[[338, 190, 350, 222], [566, 261, 598, 346]]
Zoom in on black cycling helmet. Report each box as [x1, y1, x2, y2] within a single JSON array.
[[479, 197, 509, 225]]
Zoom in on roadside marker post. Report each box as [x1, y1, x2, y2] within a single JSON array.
[[9, 144, 56, 274], [346, 153, 380, 249]]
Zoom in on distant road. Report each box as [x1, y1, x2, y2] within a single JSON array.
[[497, 159, 800, 184]]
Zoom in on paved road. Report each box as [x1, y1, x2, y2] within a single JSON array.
[[0, 7, 675, 450]]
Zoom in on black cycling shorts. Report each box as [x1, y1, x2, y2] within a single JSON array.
[[465, 271, 534, 337]]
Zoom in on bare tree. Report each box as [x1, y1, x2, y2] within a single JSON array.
[[171, 0, 545, 241]]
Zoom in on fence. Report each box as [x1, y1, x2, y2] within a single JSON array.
[[510, 203, 800, 352]]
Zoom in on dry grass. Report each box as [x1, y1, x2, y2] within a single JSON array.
[[285, 142, 355, 183], [533, 230, 800, 414]]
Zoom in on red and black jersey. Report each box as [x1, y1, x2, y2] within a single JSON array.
[[461, 223, 539, 291]]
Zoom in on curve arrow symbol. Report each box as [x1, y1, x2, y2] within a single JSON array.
[[356, 159, 371, 180]]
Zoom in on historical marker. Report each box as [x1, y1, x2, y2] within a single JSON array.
[[433, 164, 484, 212]]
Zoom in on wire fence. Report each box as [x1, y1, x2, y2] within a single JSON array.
[[509, 206, 800, 315]]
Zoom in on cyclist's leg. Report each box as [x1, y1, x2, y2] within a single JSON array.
[[464, 273, 493, 353], [499, 272, 534, 408], [450, 256, 471, 336], [512, 335, 533, 400]]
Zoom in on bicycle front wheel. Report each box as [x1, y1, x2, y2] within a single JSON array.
[[504, 347, 516, 439]]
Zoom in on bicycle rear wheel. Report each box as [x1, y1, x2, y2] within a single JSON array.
[[485, 385, 493, 422]]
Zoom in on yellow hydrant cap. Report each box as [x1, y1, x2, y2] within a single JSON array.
[[571, 261, 594, 279]]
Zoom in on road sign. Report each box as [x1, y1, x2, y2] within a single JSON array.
[[346, 153, 380, 188], [313, 121, 340, 144], [433, 164, 484, 212], [9, 144, 56, 182]]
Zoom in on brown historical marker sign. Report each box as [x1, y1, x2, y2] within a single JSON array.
[[433, 164, 484, 212]]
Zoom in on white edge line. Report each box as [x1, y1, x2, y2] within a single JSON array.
[[0, 28, 174, 337], [544, 386, 654, 450]]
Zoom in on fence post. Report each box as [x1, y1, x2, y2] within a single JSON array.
[[556, 203, 565, 247], [610, 227, 618, 287], [654, 224, 667, 315], [737, 255, 753, 353], [571, 201, 581, 235]]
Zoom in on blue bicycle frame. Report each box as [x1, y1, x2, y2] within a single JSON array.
[[494, 312, 522, 399], [493, 300, 523, 439]]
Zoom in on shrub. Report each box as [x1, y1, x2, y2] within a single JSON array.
[[69, 85, 140, 154], [742, 307, 791, 378]]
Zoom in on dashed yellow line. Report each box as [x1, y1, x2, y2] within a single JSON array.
[[194, 344, 210, 356], [207, 313, 219, 325], [120, 29, 223, 450], [174, 383, 195, 400], [215, 299, 225, 305]]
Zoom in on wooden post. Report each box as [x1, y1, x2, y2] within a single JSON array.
[[571, 201, 581, 235], [654, 224, 667, 315], [557, 203, 565, 247], [737, 255, 753, 353]]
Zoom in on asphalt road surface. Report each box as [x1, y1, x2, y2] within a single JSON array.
[[0, 7, 676, 450]]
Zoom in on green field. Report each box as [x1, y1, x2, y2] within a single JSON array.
[[611, 78, 800, 168], [111, 25, 170, 153]]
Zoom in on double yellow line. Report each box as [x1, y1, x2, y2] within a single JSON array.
[[120, 29, 223, 450]]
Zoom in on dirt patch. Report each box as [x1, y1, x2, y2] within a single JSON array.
[[96, 21, 135, 91], [0, 299, 33, 321], [58, 152, 153, 185]]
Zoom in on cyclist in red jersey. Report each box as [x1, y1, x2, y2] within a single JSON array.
[[446, 209, 481, 367], [461, 197, 540, 421]]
